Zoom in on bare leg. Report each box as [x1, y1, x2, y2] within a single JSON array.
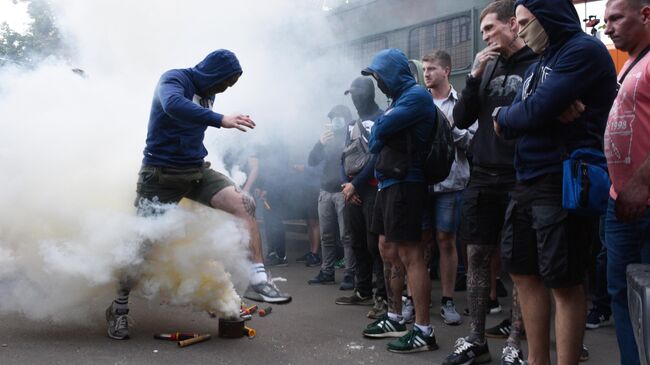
[[507, 283, 525, 348], [307, 218, 320, 254], [511, 274, 551, 365], [552, 285, 586, 365], [437, 230, 458, 299], [379, 235, 404, 315], [467, 244, 495, 342], [210, 186, 263, 263], [398, 241, 431, 326]]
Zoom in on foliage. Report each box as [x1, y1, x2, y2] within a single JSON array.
[[0, 0, 66, 67]]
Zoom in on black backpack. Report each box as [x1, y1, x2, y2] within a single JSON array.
[[423, 107, 455, 184]]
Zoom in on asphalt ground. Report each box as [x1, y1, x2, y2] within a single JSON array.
[[0, 231, 620, 364]]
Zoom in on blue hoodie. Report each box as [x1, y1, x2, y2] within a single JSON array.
[[496, 0, 617, 181], [143, 49, 243, 167], [365, 49, 436, 189]]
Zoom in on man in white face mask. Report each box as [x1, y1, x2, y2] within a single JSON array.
[[492, 1, 618, 364]]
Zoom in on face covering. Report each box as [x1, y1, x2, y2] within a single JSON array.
[[331, 117, 346, 131], [518, 17, 549, 54]]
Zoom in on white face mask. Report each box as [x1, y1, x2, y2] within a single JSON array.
[[331, 117, 346, 131], [518, 17, 549, 54]]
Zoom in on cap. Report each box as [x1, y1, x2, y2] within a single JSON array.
[[344, 76, 374, 95]]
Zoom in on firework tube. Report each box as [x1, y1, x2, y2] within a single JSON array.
[[259, 306, 272, 317], [243, 326, 256, 338], [178, 334, 211, 348], [154, 332, 198, 341]]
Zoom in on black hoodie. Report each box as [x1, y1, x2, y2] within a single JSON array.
[[454, 46, 539, 172]]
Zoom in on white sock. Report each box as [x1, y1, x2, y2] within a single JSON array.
[[387, 312, 403, 323], [250, 263, 268, 285], [415, 323, 433, 336]]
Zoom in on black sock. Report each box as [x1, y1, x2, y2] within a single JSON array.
[[441, 296, 453, 305]]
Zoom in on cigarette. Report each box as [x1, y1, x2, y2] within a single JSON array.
[[263, 199, 271, 210], [178, 334, 211, 348]]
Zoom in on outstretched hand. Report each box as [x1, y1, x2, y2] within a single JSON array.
[[222, 114, 256, 132]]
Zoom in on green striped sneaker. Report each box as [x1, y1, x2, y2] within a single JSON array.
[[387, 327, 439, 353], [362, 314, 408, 338]]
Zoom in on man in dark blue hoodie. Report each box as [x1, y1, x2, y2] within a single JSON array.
[[359, 49, 438, 354], [493, 1, 617, 364], [105, 49, 291, 341]]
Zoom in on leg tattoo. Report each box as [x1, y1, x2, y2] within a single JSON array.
[[241, 193, 256, 218], [467, 244, 495, 343], [507, 284, 524, 347]]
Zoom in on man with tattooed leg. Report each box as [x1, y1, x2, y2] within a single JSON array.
[[105, 49, 291, 341]]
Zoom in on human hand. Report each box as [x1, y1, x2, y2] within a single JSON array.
[[493, 119, 502, 137], [320, 130, 334, 145], [350, 193, 362, 206], [471, 43, 500, 79], [615, 176, 650, 222], [293, 164, 305, 172], [221, 114, 256, 131], [341, 183, 356, 202], [559, 100, 586, 124]]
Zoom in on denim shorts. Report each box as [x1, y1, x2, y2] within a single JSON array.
[[422, 190, 463, 233]]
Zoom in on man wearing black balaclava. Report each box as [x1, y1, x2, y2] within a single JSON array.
[[308, 105, 356, 289], [335, 78, 387, 320]]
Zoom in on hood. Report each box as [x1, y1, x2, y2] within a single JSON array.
[[515, 0, 582, 46], [190, 49, 242, 95], [408, 60, 426, 88], [362, 48, 416, 99]]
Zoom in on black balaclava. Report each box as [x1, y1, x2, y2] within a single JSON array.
[[345, 77, 380, 120]]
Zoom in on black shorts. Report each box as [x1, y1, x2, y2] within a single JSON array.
[[459, 168, 515, 246], [371, 182, 426, 243], [501, 173, 595, 288], [135, 163, 235, 213]]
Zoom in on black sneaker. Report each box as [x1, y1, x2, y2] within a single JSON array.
[[443, 337, 491, 365], [296, 252, 310, 262], [387, 326, 439, 353], [105, 304, 131, 340], [586, 307, 612, 329], [496, 278, 508, 298], [307, 270, 335, 285], [489, 298, 502, 314], [335, 291, 373, 305], [486, 319, 512, 338], [305, 252, 321, 267], [501, 343, 524, 365], [339, 274, 354, 291], [265, 252, 288, 267]]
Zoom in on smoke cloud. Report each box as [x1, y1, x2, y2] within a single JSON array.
[[0, 0, 359, 323]]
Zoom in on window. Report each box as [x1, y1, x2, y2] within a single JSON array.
[[408, 14, 472, 71], [348, 36, 388, 66]]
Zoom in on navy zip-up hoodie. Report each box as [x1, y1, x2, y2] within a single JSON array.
[[365, 49, 436, 189], [496, 0, 617, 181], [143, 49, 243, 167]]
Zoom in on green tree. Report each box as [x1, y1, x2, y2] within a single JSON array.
[[0, 0, 66, 68]]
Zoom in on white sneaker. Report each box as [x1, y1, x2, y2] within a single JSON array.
[[401, 296, 414, 323], [440, 300, 462, 325]]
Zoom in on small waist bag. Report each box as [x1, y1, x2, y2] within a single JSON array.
[[562, 148, 610, 215]]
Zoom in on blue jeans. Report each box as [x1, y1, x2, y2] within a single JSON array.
[[605, 198, 650, 365]]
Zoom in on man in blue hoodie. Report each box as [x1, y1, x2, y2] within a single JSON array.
[[493, 1, 617, 364], [105, 49, 291, 341], [359, 49, 438, 354]]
